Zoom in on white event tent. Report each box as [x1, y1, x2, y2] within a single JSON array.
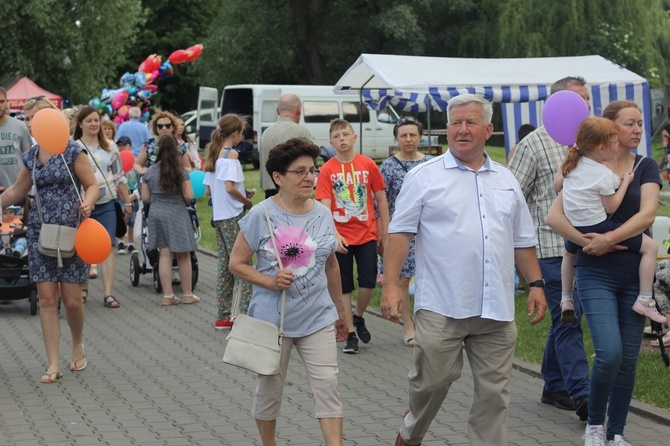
[[334, 54, 652, 155]]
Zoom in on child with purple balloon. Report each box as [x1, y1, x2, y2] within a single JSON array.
[[556, 117, 665, 325]]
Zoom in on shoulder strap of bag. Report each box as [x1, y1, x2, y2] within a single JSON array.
[[391, 155, 409, 173], [632, 155, 645, 174], [79, 140, 116, 199], [32, 148, 82, 224], [261, 203, 286, 336], [607, 155, 646, 221]]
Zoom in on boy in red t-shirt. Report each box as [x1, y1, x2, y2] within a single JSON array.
[[316, 119, 389, 354]]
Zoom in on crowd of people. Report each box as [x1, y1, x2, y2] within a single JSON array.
[[0, 81, 667, 446]]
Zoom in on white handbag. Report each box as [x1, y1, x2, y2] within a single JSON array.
[[223, 203, 286, 375], [32, 150, 81, 268]]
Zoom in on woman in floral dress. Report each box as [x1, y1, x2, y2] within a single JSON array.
[[379, 116, 432, 347], [0, 97, 98, 383], [230, 138, 348, 446]]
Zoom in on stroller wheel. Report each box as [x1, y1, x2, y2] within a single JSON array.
[[130, 252, 140, 287], [191, 252, 198, 291], [153, 267, 162, 294], [30, 288, 38, 315]]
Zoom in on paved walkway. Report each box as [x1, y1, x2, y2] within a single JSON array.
[[1, 250, 669, 445]]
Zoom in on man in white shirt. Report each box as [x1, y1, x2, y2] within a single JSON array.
[[382, 94, 546, 446]]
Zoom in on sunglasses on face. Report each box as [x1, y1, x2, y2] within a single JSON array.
[[156, 123, 173, 129]]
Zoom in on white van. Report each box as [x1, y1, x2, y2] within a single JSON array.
[[196, 84, 401, 163]]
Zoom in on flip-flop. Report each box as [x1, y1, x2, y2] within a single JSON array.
[[81, 289, 88, 304], [40, 371, 63, 383], [70, 346, 87, 371], [103, 295, 120, 308], [404, 338, 415, 347]]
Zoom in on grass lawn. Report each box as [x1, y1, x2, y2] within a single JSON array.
[[195, 145, 670, 410]]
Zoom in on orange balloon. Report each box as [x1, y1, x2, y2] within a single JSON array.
[[32, 108, 70, 155], [75, 219, 112, 264]]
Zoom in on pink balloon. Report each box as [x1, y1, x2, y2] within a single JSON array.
[[146, 70, 159, 84], [144, 84, 158, 93], [117, 105, 130, 120], [542, 90, 590, 146], [113, 116, 125, 126], [119, 150, 135, 173], [111, 90, 129, 111]]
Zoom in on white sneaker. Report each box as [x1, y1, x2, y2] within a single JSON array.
[[607, 435, 631, 446], [583, 424, 606, 446]]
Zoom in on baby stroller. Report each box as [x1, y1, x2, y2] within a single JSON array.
[[129, 201, 201, 293], [0, 229, 37, 315]]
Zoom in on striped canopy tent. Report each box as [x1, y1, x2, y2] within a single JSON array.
[[333, 54, 651, 155]]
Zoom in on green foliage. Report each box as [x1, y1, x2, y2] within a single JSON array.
[[0, 0, 145, 104], [2, 0, 669, 115], [495, 0, 670, 88], [193, 0, 303, 88], [123, 0, 225, 112]]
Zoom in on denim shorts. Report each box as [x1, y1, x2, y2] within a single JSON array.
[[90, 200, 117, 246], [117, 198, 139, 226]]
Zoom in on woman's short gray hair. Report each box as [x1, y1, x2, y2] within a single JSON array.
[[447, 94, 493, 124]]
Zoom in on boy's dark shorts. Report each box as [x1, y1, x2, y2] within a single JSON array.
[[335, 240, 377, 294]]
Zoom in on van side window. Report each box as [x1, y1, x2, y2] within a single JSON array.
[[343, 102, 370, 123], [261, 101, 278, 122], [303, 101, 338, 123]]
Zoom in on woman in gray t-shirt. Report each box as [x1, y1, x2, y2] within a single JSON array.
[[230, 138, 347, 445]]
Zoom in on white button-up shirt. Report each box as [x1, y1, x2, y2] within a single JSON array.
[[390, 149, 537, 322]]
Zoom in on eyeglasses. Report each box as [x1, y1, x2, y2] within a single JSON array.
[[285, 168, 317, 178], [156, 123, 173, 129]]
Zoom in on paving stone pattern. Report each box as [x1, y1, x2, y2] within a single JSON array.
[[1, 249, 668, 445]]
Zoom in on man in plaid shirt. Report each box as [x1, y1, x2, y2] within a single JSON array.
[[508, 76, 591, 421]]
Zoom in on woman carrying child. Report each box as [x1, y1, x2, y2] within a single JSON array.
[[557, 117, 665, 325], [546, 101, 662, 445]]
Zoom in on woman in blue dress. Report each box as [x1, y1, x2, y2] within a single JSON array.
[[0, 97, 98, 383], [379, 116, 432, 347]]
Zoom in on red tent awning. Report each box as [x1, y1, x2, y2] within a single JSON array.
[[6, 77, 63, 110]]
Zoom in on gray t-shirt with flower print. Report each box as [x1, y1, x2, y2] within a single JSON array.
[[238, 198, 338, 338]]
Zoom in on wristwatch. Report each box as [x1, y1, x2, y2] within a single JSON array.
[[528, 279, 545, 288]]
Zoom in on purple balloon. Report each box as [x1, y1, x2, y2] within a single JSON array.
[[542, 90, 590, 146]]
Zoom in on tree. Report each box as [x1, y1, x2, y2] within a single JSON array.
[[494, 0, 670, 88], [122, 0, 226, 113], [0, 0, 146, 105]]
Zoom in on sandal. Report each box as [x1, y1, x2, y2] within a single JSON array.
[[103, 295, 120, 308], [88, 265, 98, 279], [181, 294, 201, 305], [81, 288, 88, 304], [162, 294, 181, 306], [40, 370, 63, 383], [70, 346, 87, 372], [404, 337, 415, 347], [650, 332, 670, 347]]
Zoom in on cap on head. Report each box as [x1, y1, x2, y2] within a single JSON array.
[[116, 136, 132, 147]]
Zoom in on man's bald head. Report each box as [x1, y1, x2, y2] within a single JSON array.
[[277, 94, 302, 123]]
